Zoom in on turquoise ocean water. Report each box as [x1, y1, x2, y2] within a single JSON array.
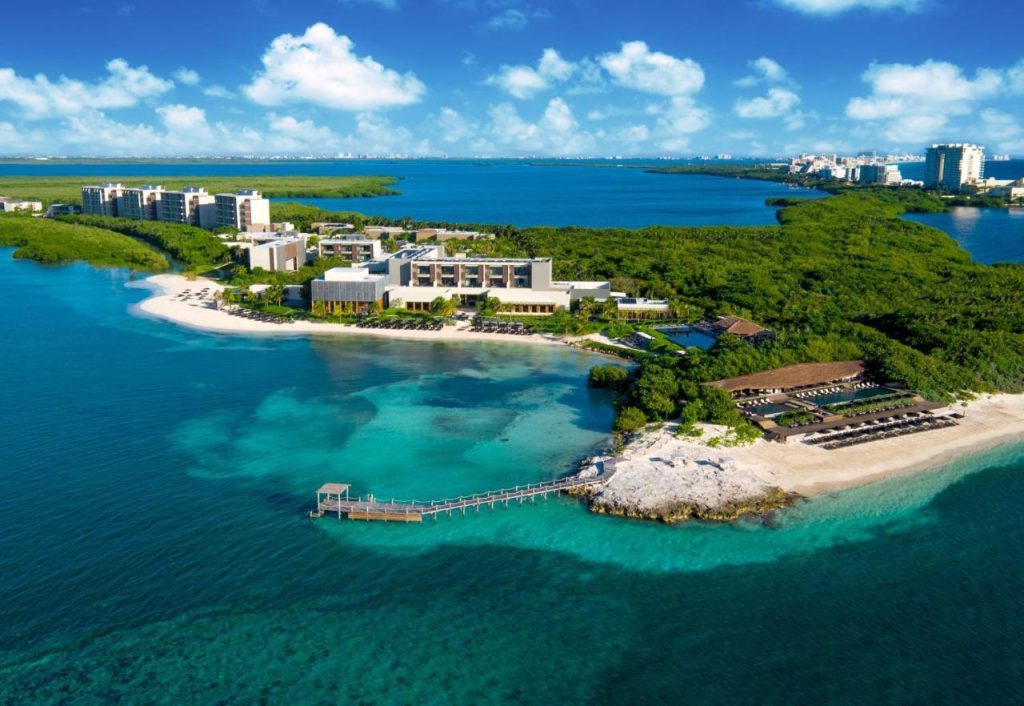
[[1, 162, 1024, 703]]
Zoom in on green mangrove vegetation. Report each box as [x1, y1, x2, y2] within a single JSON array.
[[61, 215, 230, 271], [0, 175, 399, 206], [0, 215, 167, 270]]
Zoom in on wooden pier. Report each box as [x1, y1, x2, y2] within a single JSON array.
[[309, 465, 615, 523]]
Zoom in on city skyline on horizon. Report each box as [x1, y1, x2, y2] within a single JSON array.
[[2, 0, 1023, 158]]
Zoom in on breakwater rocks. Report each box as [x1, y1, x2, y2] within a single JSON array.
[[578, 429, 795, 523]]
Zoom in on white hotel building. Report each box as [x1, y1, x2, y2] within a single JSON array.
[[81, 184, 271, 231], [924, 144, 985, 192], [311, 244, 617, 314]]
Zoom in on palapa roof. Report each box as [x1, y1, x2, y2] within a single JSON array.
[[317, 483, 351, 495], [711, 315, 766, 337], [706, 360, 868, 393]]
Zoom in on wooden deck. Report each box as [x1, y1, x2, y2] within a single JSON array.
[[310, 464, 615, 523]]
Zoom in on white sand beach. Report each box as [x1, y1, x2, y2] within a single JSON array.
[[130, 274, 564, 346], [134, 275, 1024, 513], [590, 393, 1024, 520]]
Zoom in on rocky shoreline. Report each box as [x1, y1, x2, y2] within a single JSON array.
[[575, 424, 795, 523]]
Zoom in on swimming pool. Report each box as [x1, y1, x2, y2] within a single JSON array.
[[810, 387, 891, 408], [746, 403, 793, 417], [656, 326, 718, 350]]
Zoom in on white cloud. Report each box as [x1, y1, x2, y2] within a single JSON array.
[[487, 98, 594, 155], [340, 0, 398, 9], [735, 57, 790, 87], [846, 60, 1003, 143], [486, 8, 528, 30], [735, 87, 801, 118], [0, 59, 172, 119], [174, 68, 200, 86], [1007, 59, 1024, 94], [774, 0, 925, 16], [980, 109, 1024, 153], [437, 107, 475, 143], [599, 41, 704, 96], [244, 22, 425, 111], [203, 84, 234, 99], [486, 48, 574, 99]]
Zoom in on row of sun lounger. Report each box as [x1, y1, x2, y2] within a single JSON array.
[[224, 306, 294, 325], [469, 324, 532, 335], [802, 414, 958, 450], [356, 318, 444, 331]]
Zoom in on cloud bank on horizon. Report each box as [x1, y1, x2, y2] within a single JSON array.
[[0, 0, 1020, 157]]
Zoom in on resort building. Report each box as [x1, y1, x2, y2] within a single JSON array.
[[707, 361, 869, 399], [0, 197, 43, 212], [615, 297, 672, 319], [924, 144, 985, 192], [118, 184, 164, 220], [363, 226, 406, 239], [45, 203, 80, 217], [412, 228, 495, 242], [311, 246, 614, 314], [858, 164, 902, 185], [215, 190, 271, 232], [158, 187, 216, 229], [247, 235, 309, 273], [318, 237, 383, 263], [311, 222, 356, 236], [81, 183, 124, 216], [707, 315, 773, 342], [311, 267, 387, 314]]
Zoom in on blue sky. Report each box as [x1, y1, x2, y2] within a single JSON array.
[[1, 0, 1022, 157]]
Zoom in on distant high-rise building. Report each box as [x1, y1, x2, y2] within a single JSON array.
[[118, 184, 164, 220], [214, 190, 271, 232], [924, 144, 985, 192], [81, 183, 124, 216], [858, 164, 902, 185]]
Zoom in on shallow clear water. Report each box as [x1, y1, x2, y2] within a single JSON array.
[[2, 250, 1024, 703]]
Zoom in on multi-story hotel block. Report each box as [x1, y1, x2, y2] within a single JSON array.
[[214, 190, 271, 231], [158, 187, 216, 229], [924, 144, 985, 192], [311, 244, 616, 314], [81, 183, 125, 216], [318, 237, 383, 263], [118, 184, 164, 220], [248, 235, 309, 273], [0, 197, 43, 212]]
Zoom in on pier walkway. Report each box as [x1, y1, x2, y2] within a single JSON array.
[[309, 464, 615, 523]]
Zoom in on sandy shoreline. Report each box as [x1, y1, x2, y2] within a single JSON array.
[[133, 274, 1024, 509], [130, 274, 566, 346]]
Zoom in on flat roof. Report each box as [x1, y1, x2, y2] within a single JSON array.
[[317, 483, 350, 494], [323, 267, 388, 282], [706, 361, 868, 393], [421, 257, 548, 264]]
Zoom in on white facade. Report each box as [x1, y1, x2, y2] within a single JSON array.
[[158, 187, 216, 228], [215, 190, 271, 231], [118, 184, 164, 220], [924, 144, 985, 191], [248, 235, 309, 272], [0, 198, 43, 212], [81, 183, 124, 216]]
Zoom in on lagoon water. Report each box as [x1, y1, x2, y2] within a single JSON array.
[[0, 159, 816, 228], [2, 161, 1024, 702], [2, 251, 1024, 703]]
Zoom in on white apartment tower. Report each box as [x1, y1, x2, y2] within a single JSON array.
[[214, 190, 271, 231], [81, 183, 125, 216], [924, 144, 985, 192], [118, 184, 164, 220], [157, 187, 217, 229]]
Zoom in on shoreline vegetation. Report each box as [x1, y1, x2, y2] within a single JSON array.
[[3, 182, 1023, 524], [0, 175, 399, 206]]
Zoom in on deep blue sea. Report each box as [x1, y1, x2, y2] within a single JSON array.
[[2, 162, 1024, 703], [0, 159, 819, 228]]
